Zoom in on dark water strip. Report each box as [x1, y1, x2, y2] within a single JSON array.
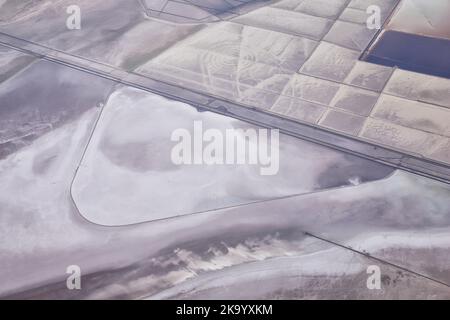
[[364, 30, 450, 79]]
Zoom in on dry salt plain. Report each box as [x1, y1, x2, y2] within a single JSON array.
[[0, 0, 450, 299]]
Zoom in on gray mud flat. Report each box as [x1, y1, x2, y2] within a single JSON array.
[[1, 74, 449, 299], [0, 0, 449, 300], [0, 59, 115, 158]]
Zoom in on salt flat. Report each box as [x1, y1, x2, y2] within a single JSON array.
[[0, 63, 448, 297], [0, 0, 449, 300], [0, 58, 114, 159], [1, 0, 448, 164], [71, 86, 392, 225]]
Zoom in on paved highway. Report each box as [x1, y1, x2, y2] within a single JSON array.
[[1, 31, 449, 184]]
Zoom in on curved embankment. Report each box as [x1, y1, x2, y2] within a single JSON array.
[[71, 86, 394, 226]]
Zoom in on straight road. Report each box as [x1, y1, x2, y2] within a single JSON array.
[[1, 31, 449, 183]]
